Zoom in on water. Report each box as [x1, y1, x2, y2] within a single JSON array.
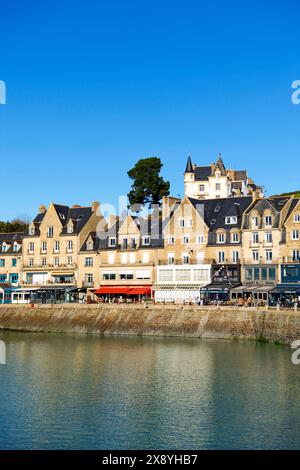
[[0, 331, 299, 450]]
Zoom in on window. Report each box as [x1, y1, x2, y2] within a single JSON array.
[[0, 259, 5, 267], [182, 253, 189, 264], [130, 237, 137, 249], [176, 269, 191, 282], [252, 217, 259, 228], [1, 243, 8, 253], [87, 241, 93, 250], [29, 242, 34, 253], [12, 258, 17, 267], [194, 269, 209, 282], [225, 216, 237, 225], [10, 274, 18, 284], [142, 252, 149, 263], [294, 214, 300, 223], [197, 235, 205, 244], [159, 269, 173, 282], [54, 241, 60, 253], [54, 257, 60, 267], [215, 205, 221, 213], [85, 273, 94, 283], [292, 229, 299, 240], [136, 270, 151, 280], [119, 272, 134, 280], [216, 183, 221, 191], [41, 242, 47, 253], [218, 251, 225, 263], [13, 242, 19, 252], [232, 251, 239, 263], [41, 257, 47, 267], [103, 272, 116, 280], [122, 238, 128, 249], [85, 257, 93, 267], [265, 216, 272, 226], [217, 232, 225, 244], [232, 232, 239, 243], [265, 232, 273, 243], [168, 253, 175, 265], [109, 237, 116, 247], [179, 219, 192, 228], [199, 184, 205, 192], [168, 236, 175, 245], [183, 235, 190, 244], [266, 250, 273, 262], [143, 236, 151, 246], [29, 258, 34, 268], [47, 226, 54, 238], [252, 251, 259, 262], [67, 225, 73, 234], [29, 226, 35, 235], [0, 274, 7, 282], [292, 250, 300, 261], [252, 232, 259, 244], [67, 240, 73, 252], [67, 256, 73, 266]]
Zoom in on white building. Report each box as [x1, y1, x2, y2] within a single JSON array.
[[154, 263, 211, 303], [184, 154, 262, 201]]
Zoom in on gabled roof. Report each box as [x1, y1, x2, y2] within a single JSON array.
[[0, 232, 24, 254]]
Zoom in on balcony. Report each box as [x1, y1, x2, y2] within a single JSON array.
[[83, 281, 94, 288]]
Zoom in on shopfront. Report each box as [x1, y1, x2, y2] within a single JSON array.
[[200, 264, 240, 303], [95, 286, 152, 302]]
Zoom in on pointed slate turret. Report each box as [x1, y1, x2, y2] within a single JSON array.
[[215, 153, 226, 175], [185, 155, 194, 173]]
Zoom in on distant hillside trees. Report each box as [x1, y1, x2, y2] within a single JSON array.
[[0, 218, 29, 233]]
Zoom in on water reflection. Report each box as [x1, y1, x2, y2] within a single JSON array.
[[0, 332, 299, 449]]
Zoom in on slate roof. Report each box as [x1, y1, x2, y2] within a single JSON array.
[[194, 166, 212, 181], [188, 196, 253, 231], [0, 232, 24, 254], [284, 198, 300, 222]]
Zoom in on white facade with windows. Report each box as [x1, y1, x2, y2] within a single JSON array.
[[154, 264, 211, 303]]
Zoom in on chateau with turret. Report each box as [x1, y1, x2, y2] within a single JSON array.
[[184, 154, 263, 200]]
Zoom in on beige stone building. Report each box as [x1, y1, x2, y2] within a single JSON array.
[[0, 232, 24, 303], [21, 202, 105, 302]]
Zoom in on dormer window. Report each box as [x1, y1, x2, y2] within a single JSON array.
[[217, 232, 225, 244], [59, 213, 65, 220], [29, 225, 35, 235], [109, 237, 116, 247], [265, 216, 272, 226], [143, 236, 151, 246], [294, 214, 300, 223], [13, 242, 19, 252], [87, 241, 93, 250], [2, 243, 7, 253], [225, 216, 237, 225], [252, 217, 259, 228], [67, 225, 73, 234]]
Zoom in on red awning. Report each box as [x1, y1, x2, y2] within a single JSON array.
[[128, 287, 152, 296], [94, 286, 130, 295], [94, 286, 152, 296]]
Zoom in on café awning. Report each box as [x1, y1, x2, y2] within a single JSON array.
[[95, 286, 152, 296]]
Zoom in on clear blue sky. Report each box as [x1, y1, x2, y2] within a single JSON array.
[[0, 0, 299, 221]]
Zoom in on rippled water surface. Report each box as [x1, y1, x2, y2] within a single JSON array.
[[0, 331, 299, 449]]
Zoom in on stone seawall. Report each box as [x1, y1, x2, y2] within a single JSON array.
[[0, 304, 300, 345]]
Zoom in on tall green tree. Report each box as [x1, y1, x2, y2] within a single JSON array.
[[0, 218, 29, 233], [127, 157, 170, 209]]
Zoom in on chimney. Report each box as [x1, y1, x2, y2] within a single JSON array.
[[162, 196, 181, 221], [107, 214, 118, 228], [72, 204, 81, 208], [39, 204, 46, 214], [91, 201, 100, 213]]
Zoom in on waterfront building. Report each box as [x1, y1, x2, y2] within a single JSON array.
[[0, 232, 24, 303], [184, 155, 262, 200], [233, 196, 293, 305], [79, 212, 163, 301], [20, 202, 105, 303]]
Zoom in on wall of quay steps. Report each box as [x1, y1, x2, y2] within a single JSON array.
[[0, 304, 300, 345]]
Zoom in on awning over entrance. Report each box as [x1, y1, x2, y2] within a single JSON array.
[[201, 283, 238, 294], [95, 286, 151, 296], [271, 284, 300, 295], [231, 284, 275, 294]]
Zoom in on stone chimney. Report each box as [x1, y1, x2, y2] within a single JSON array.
[[162, 196, 181, 221], [72, 204, 81, 208], [39, 204, 46, 214], [107, 214, 118, 228], [91, 201, 100, 213]]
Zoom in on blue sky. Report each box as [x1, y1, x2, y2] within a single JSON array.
[[0, 0, 299, 220]]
